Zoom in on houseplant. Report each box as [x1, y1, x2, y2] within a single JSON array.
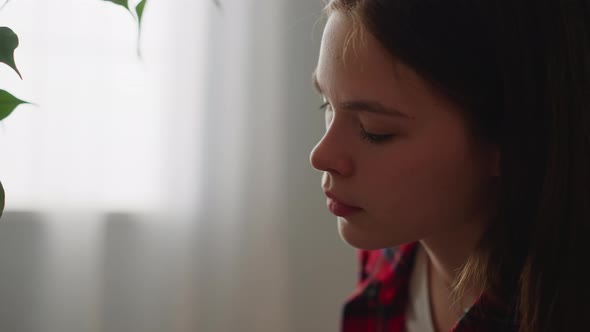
[[0, 0, 153, 217]]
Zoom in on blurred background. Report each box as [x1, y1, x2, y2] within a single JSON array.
[[0, 0, 356, 331]]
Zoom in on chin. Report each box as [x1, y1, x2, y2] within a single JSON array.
[[337, 218, 407, 250]]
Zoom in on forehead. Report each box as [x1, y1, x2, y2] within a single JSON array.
[[316, 11, 381, 93], [315, 12, 463, 120], [317, 12, 390, 78], [316, 13, 417, 100], [318, 12, 359, 65]]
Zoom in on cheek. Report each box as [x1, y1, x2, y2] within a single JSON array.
[[365, 138, 489, 231]]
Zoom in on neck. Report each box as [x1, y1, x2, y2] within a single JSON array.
[[420, 219, 488, 332]]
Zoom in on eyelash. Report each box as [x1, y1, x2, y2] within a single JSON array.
[[318, 102, 394, 144], [359, 126, 394, 144]]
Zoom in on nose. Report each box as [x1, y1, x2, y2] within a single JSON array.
[[309, 125, 354, 178]]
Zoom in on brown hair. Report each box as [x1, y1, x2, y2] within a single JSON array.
[[325, 0, 590, 331]]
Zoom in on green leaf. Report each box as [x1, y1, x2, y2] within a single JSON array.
[[135, 0, 147, 25], [104, 0, 135, 18], [135, 0, 147, 57], [0, 89, 29, 121], [0, 180, 4, 219], [0, 27, 22, 79], [104, 0, 129, 10]]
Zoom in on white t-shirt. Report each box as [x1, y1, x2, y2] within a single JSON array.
[[405, 245, 435, 332]]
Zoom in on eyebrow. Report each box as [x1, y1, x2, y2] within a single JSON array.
[[311, 70, 413, 119]]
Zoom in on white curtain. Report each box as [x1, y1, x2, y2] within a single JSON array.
[[0, 0, 355, 331]]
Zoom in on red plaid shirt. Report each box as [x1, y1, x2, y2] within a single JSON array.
[[342, 242, 519, 332]]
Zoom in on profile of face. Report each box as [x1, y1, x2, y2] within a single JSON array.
[[310, 12, 499, 250]]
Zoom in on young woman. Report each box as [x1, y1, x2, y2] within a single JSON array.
[[309, 0, 590, 331]]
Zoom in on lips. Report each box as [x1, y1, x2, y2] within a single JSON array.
[[324, 192, 362, 217]]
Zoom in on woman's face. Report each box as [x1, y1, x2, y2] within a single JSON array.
[[310, 12, 498, 250]]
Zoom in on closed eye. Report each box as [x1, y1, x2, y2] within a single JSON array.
[[359, 124, 394, 144]]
